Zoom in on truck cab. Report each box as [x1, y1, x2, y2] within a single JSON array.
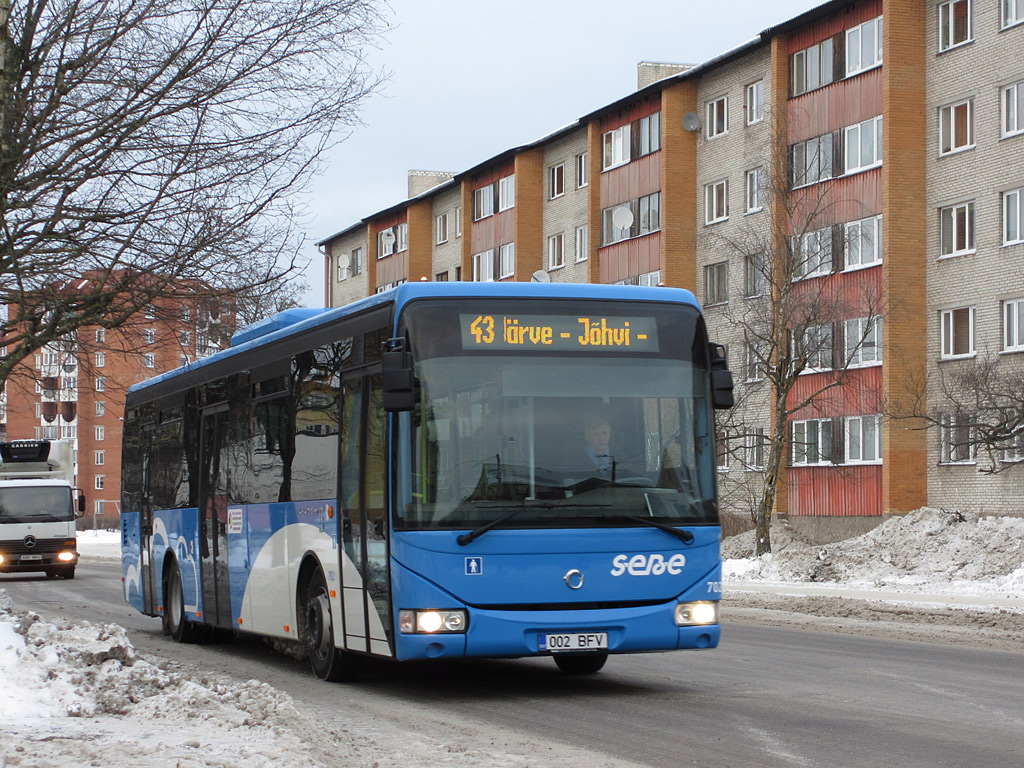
[[0, 440, 83, 579]]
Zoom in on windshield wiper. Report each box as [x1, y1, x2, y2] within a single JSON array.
[[618, 515, 694, 544], [455, 502, 601, 546]]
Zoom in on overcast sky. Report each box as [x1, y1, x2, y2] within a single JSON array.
[[298, 0, 818, 304]]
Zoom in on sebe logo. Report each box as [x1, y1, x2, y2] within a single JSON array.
[[610, 553, 686, 577]]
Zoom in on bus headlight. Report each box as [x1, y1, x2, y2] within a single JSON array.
[[0, 554, 5, 565], [399, 609, 468, 634], [675, 601, 718, 626]]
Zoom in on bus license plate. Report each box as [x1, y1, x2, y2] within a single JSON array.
[[539, 632, 608, 652], [20, 554, 42, 561]]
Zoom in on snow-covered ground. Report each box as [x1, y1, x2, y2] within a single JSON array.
[[2, 509, 1023, 767]]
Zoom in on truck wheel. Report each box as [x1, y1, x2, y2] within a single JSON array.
[[166, 565, 201, 643], [304, 567, 358, 682], [59, 566, 75, 579]]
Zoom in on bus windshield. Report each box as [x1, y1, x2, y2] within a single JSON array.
[[394, 299, 718, 531], [0, 486, 74, 523]]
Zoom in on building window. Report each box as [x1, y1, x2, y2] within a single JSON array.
[[95, 425, 105, 440], [705, 179, 729, 224], [95, 450, 105, 466], [548, 234, 564, 269], [95, 376, 105, 392], [705, 262, 728, 305], [336, 254, 346, 282], [745, 341, 766, 382], [706, 96, 728, 138], [549, 163, 565, 199], [1003, 298, 1024, 352], [940, 412, 976, 463], [1004, 81, 1024, 137], [603, 125, 630, 170], [95, 328, 106, 343], [575, 152, 588, 188], [939, 0, 972, 51], [639, 191, 660, 234], [845, 116, 883, 173], [745, 81, 764, 125], [745, 167, 764, 213], [795, 323, 835, 371], [745, 253, 765, 297], [180, 306, 190, 323], [94, 352, 105, 368], [1005, 188, 1024, 245], [940, 201, 975, 257], [602, 204, 632, 245], [846, 16, 883, 77], [498, 175, 515, 212], [716, 429, 730, 471], [638, 112, 661, 155], [95, 475, 105, 490], [941, 307, 975, 358], [792, 419, 833, 465], [144, 328, 156, 344], [144, 304, 156, 319], [473, 186, 494, 220], [790, 133, 834, 188], [144, 352, 156, 368], [846, 415, 882, 463], [745, 427, 766, 470], [473, 249, 495, 282], [844, 215, 883, 269], [377, 227, 395, 257], [845, 316, 883, 366], [180, 330, 191, 346], [95, 400, 105, 417], [791, 38, 835, 96], [435, 212, 449, 244], [1001, 427, 1024, 463], [939, 99, 974, 155], [575, 225, 588, 262], [435, 271, 448, 282], [351, 247, 363, 276], [454, 206, 462, 237], [396, 222, 408, 252], [1005, 0, 1024, 28], [499, 243, 515, 279], [792, 227, 833, 279]]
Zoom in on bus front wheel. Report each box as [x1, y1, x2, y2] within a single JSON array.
[[553, 652, 608, 675], [304, 567, 358, 682]]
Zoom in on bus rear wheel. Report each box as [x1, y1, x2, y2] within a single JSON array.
[[165, 564, 201, 643], [553, 651, 608, 675], [304, 567, 358, 682]]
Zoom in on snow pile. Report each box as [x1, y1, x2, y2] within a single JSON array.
[[723, 507, 1024, 598]]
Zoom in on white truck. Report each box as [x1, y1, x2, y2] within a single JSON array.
[[0, 439, 83, 579]]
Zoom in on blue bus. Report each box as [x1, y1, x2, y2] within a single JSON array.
[[120, 282, 733, 680]]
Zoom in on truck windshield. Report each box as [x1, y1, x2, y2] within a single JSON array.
[[0, 487, 75, 523], [393, 299, 718, 532]]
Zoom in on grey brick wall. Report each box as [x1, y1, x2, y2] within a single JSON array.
[[326, 228, 369, 307], [542, 128, 591, 284], [431, 184, 463, 280]]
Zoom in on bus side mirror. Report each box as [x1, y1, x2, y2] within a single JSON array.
[[77, 493, 86, 516], [709, 343, 734, 410], [382, 339, 415, 412]]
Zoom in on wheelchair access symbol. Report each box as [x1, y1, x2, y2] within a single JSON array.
[[465, 557, 483, 575]]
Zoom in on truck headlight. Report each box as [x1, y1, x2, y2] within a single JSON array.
[[0, 554, 5, 565], [675, 601, 718, 626], [399, 609, 468, 634], [57, 551, 77, 562]]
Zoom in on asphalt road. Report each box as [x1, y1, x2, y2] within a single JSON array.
[[4, 562, 1023, 768]]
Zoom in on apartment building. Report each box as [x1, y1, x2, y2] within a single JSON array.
[[319, 0, 1024, 539], [1, 287, 233, 528]]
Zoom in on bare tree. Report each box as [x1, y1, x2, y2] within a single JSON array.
[[0, 0, 386, 387], [706, 115, 887, 555]]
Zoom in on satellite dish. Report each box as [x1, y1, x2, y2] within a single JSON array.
[[611, 205, 634, 230], [682, 112, 701, 132], [531, 270, 550, 283], [338, 253, 350, 275], [380, 229, 396, 246]]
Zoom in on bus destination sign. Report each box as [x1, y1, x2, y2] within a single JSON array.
[[460, 314, 659, 352]]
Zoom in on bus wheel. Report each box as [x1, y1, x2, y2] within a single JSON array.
[[166, 565, 201, 644], [304, 568, 358, 682], [553, 652, 608, 675]]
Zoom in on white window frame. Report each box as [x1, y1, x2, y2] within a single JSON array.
[[845, 315, 883, 366], [791, 38, 835, 96], [95, 376, 105, 392], [377, 227, 395, 257], [499, 243, 515, 279], [1004, 0, 1024, 28], [1005, 188, 1024, 245], [95, 328, 106, 343], [844, 215, 883, 269], [95, 475, 105, 490], [792, 418, 833, 466], [745, 81, 764, 125], [472, 249, 495, 282], [744, 427, 767, 470], [143, 352, 156, 368], [940, 201, 975, 257], [796, 323, 834, 372], [845, 16, 883, 77], [94, 450, 105, 466], [548, 234, 564, 270], [144, 304, 156, 319], [574, 224, 588, 263], [939, 99, 974, 155], [939, 0, 973, 52], [638, 112, 661, 155], [1003, 297, 1024, 352], [396, 222, 408, 252], [473, 186, 494, 221], [95, 425, 105, 440], [639, 192, 661, 235], [94, 352, 105, 368], [846, 415, 882, 464], [602, 125, 631, 170], [705, 179, 729, 224], [706, 96, 728, 139], [745, 253, 765, 298], [454, 206, 462, 237], [498, 175, 515, 212], [745, 341, 766, 382], [940, 306, 976, 359], [575, 152, 588, 188], [745, 167, 764, 213], [336, 254, 346, 282], [549, 163, 565, 199], [790, 133, 834, 188], [940, 412, 977, 464], [351, 247, 363, 276], [435, 213, 449, 244], [95, 400, 105, 416], [144, 328, 156, 344], [1003, 81, 1024, 137], [792, 228, 833, 279], [845, 116, 883, 174], [705, 261, 729, 305]]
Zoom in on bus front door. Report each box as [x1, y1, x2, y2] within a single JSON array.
[[198, 406, 233, 629], [338, 372, 392, 655]]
